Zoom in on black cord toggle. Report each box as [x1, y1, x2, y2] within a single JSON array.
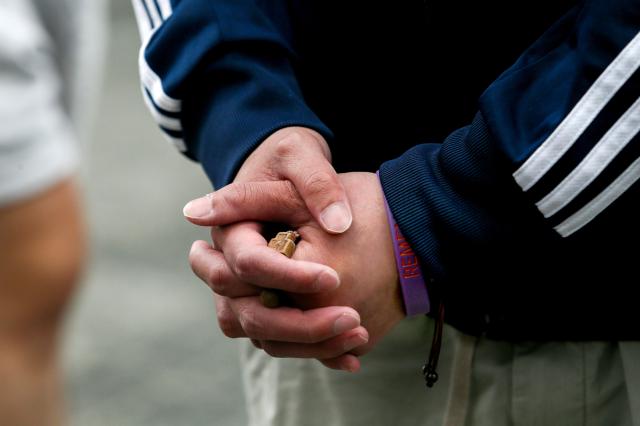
[[422, 303, 445, 388]]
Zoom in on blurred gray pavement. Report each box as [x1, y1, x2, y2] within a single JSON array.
[[62, 4, 247, 425]]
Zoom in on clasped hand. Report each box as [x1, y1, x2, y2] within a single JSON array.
[[184, 128, 404, 372]]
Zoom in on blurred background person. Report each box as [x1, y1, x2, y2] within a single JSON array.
[[0, 1, 247, 424], [0, 0, 105, 424], [56, 3, 247, 426]]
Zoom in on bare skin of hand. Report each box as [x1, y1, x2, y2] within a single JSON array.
[[183, 126, 360, 370], [184, 126, 353, 233], [188, 173, 405, 371]]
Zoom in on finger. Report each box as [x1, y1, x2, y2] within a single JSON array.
[[210, 221, 263, 251], [215, 295, 246, 338], [182, 133, 353, 234], [189, 240, 259, 297], [271, 130, 352, 233], [229, 297, 361, 343], [184, 181, 310, 227], [320, 355, 362, 373], [260, 327, 369, 359], [212, 222, 340, 293]]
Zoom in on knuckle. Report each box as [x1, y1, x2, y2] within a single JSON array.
[[206, 263, 227, 294], [303, 170, 337, 199], [233, 250, 254, 280], [274, 132, 306, 158], [217, 312, 241, 338], [282, 182, 307, 217], [228, 183, 252, 207], [238, 309, 265, 339], [261, 342, 284, 358]]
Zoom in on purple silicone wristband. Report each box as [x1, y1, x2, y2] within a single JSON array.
[[377, 171, 431, 316]]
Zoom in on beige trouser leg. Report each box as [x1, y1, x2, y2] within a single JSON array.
[[463, 338, 638, 426], [241, 315, 456, 426], [242, 312, 640, 426]]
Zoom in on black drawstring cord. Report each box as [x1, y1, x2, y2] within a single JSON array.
[[422, 303, 445, 388]]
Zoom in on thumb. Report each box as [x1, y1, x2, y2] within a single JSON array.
[[182, 180, 310, 226], [273, 132, 352, 234], [184, 128, 353, 232]]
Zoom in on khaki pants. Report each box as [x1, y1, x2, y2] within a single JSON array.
[[241, 316, 640, 426]]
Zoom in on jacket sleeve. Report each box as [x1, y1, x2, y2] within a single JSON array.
[[379, 0, 640, 310], [131, 0, 332, 188]]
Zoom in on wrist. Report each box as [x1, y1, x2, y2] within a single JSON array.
[[261, 126, 331, 160], [235, 126, 332, 182], [377, 171, 431, 317]]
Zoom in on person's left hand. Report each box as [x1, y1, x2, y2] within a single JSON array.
[[187, 172, 405, 371]]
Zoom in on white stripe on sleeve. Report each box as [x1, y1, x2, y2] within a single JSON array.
[[156, 0, 173, 20], [142, 87, 183, 131], [162, 133, 187, 152], [513, 30, 640, 192], [139, 45, 182, 113], [131, 0, 153, 41], [133, 0, 185, 152], [143, 0, 163, 28], [536, 96, 640, 218], [554, 155, 640, 237]]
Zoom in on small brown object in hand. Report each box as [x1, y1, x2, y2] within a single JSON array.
[[268, 231, 300, 257], [260, 231, 300, 308]]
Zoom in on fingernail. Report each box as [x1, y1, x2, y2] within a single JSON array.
[[333, 313, 360, 334], [183, 196, 213, 219], [320, 202, 352, 233], [345, 365, 358, 373], [313, 269, 340, 291], [344, 360, 360, 373], [343, 332, 369, 352]]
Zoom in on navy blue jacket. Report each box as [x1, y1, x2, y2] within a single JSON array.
[[134, 0, 640, 340]]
